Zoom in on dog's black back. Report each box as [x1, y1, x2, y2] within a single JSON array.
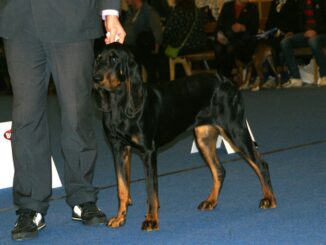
[[147, 74, 243, 146]]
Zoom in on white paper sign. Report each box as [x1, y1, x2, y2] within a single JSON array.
[[191, 120, 256, 154], [0, 121, 62, 189], [191, 135, 235, 154]]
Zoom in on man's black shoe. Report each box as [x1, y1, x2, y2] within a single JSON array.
[[72, 202, 107, 225], [11, 208, 46, 241]]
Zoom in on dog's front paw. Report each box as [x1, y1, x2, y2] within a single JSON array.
[[259, 198, 277, 209], [107, 215, 126, 228], [197, 200, 217, 211], [141, 219, 159, 231]]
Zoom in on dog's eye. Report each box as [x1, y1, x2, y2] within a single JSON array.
[[96, 54, 102, 62], [93, 74, 103, 83], [109, 55, 117, 64], [108, 51, 120, 65]]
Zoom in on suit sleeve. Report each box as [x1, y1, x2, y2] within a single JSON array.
[[245, 4, 259, 35], [216, 3, 231, 34], [98, 0, 121, 12], [150, 9, 163, 44]]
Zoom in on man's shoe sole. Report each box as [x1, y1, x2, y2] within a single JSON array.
[[11, 224, 46, 241], [72, 216, 107, 225]]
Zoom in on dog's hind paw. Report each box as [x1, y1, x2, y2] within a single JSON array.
[[127, 197, 133, 206], [141, 220, 159, 231], [197, 200, 217, 211], [107, 215, 126, 228], [259, 198, 277, 209]]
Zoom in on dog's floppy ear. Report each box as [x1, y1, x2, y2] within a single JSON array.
[[115, 47, 145, 118], [94, 87, 112, 112], [118, 48, 140, 83]]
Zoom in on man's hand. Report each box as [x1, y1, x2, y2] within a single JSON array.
[[216, 31, 229, 45], [232, 23, 246, 33], [304, 29, 317, 39], [284, 32, 294, 38], [104, 15, 126, 44]]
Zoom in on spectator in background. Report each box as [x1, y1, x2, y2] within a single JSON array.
[[195, 0, 226, 21], [281, 0, 326, 88], [256, 0, 299, 88], [265, 0, 299, 35], [122, 0, 163, 83], [147, 0, 173, 25], [162, 0, 209, 56], [213, 0, 259, 78], [160, 0, 210, 81]]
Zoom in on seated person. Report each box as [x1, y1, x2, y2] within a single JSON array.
[[162, 0, 209, 56], [147, 0, 173, 25], [213, 0, 259, 79], [159, 0, 209, 81], [256, 0, 299, 87], [122, 0, 163, 83], [281, 0, 326, 88]]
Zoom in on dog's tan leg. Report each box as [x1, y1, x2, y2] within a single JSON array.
[[218, 126, 276, 209], [141, 150, 160, 231], [108, 145, 132, 228], [124, 146, 133, 207], [245, 154, 276, 209], [194, 125, 225, 210]]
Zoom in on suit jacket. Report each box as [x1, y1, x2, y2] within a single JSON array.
[[0, 0, 120, 42], [265, 0, 300, 34], [215, 1, 259, 41]]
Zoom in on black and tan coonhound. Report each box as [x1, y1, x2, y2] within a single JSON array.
[[93, 43, 276, 231]]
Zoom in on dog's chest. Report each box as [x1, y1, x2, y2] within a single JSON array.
[[103, 112, 143, 145]]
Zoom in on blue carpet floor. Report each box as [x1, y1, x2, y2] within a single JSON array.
[[0, 87, 326, 244]]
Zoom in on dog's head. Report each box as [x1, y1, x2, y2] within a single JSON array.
[[93, 42, 140, 91], [93, 43, 144, 117]]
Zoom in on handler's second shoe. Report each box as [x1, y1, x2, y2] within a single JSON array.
[[11, 209, 46, 241], [317, 76, 326, 87], [282, 78, 303, 88], [72, 202, 107, 225]]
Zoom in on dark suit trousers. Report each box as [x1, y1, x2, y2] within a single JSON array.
[[4, 38, 98, 215]]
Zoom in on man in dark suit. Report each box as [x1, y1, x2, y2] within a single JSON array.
[[214, 0, 259, 78], [0, 0, 125, 241]]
